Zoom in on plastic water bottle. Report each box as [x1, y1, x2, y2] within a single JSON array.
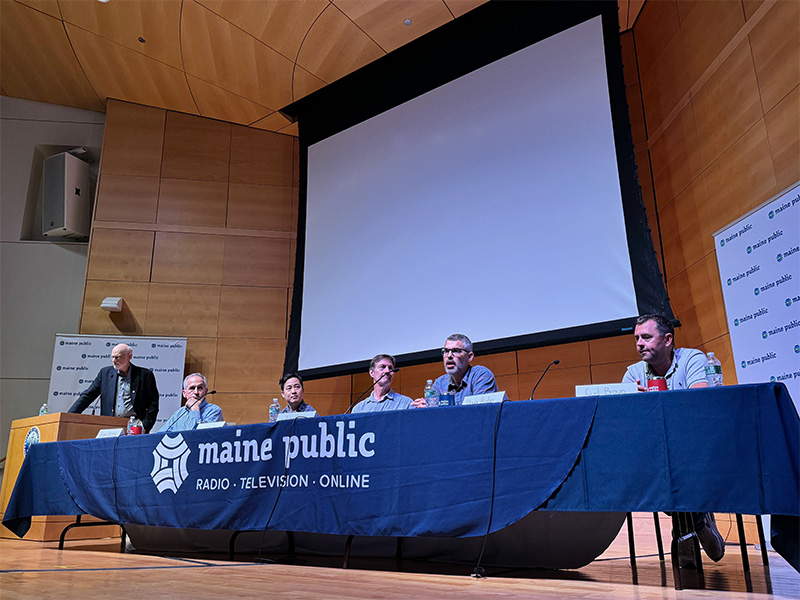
[[705, 352, 723, 386], [127, 416, 143, 435], [269, 398, 280, 423], [424, 380, 438, 407], [38, 403, 48, 416]]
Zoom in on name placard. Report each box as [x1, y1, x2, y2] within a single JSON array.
[[95, 428, 124, 438], [575, 383, 637, 397], [196, 421, 227, 430], [277, 411, 318, 421], [462, 391, 508, 405]]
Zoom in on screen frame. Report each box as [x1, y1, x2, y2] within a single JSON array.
[[281, 0, 673, 379]]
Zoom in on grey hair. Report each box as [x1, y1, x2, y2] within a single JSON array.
[[183, 373, 208, 389], [445, 333, 473, 353]]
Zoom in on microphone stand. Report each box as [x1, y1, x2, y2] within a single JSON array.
[[528, 360, 560, 400], [345, 369, 398, 414]]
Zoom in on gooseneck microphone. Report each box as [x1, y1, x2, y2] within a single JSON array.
[[528, 360, 560, 400], [345, 369, 399, 414]]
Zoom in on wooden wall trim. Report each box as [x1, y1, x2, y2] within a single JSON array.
[[92, 221, 296, 240]]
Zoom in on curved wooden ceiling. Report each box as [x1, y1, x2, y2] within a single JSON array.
[[0, 0, 642, 135]]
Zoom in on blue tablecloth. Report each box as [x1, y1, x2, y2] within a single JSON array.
[[4, 383, 799, 564]]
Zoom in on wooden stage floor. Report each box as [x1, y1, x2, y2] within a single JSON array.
[[1, 514, 798, 599]]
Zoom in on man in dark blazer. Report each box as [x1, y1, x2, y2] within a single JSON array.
[[68, 343, 160, 433]]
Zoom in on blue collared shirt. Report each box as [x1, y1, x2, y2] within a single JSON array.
[[623, 348, 708, 390], [280, 400, 316, 414], [158, 400, 223, 433], [352, 390, 413, 413], [432, 365, 498, 405]]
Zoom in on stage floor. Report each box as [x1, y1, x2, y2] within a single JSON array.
[[1, 514, 798, 599]]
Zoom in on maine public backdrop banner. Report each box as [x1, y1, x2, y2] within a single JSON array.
[[715, 182, 800, 411], [47, 335, 187, 430]]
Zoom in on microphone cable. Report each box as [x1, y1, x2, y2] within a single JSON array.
[[471, 398, 507, 578]]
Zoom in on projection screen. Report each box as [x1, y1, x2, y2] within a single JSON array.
[[282, 1, 672, 378]]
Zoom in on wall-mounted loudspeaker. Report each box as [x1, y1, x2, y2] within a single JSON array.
[[42, 152, 90, 240]]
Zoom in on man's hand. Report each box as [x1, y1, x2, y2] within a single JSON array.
[[411, 397, 428, 408], [634, 380, 647, 393]]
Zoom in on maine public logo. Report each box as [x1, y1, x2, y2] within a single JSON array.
[[777, 253, 783, 263], [23, 427, 40, 457], [151, 434, 191, 493], [747, 246, 752, 254], [720, 239, 725, 247]]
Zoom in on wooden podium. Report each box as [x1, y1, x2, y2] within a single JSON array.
[[0, 412, 128, 541]]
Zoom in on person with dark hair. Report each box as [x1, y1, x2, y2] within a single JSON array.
[[622, 314, 722, 567], [622, 314, 708, 392], [279, 372, 315, 414], [411, 333, 497, 407], [352, 354, 412, 413], [68, 343, 160, 433]]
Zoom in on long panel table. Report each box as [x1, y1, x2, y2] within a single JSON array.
[[3, 384, 799, 569]]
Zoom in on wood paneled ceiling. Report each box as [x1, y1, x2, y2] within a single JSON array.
[[0, 0, 643, 136]]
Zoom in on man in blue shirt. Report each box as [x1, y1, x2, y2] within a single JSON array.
[[411, 333, 497, 407], [352, 354, 412, 413], [279, 372, 316, 415], [622, 314, 723, 568], [158, 373, 223, 433]]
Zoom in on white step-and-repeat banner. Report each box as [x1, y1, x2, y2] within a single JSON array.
[[715, 182, 800, 413], [47, 335, 187, 430]]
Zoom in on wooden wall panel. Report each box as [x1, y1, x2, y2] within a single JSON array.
[[217, 287, 287, 339], [478, 351, 518, 378], [145, 283, 221, 337], [184, 338, 219, 388], [519, 366, 591, 400], [227, 183, 293, 231], [631, 0, 679, 74], [676, 0, 744, 86], [638, 24, 690, 131], [588, 335, 639, 365], [94, 175, 159, 223], [692, 39, 762, 168], [81, 280, 149, 336], [215, 338, 286, 393], [648, 104, 702, 205], [222, 236, 291, 287], [764, 86, 800, 192], [304, 375, 352, 396], [86, 228, 154, 282], [748, 0, 800, 113], [151, 232, 226, 285], [101, 100, 165, 177], [590, 361, 633, 385], [658, 177, 711, 278], [212, 393, 272, 426], [701, 121, 777, 223], [229, 127, 295, 187], [161, 112, 231, 182], [667, 254, 728, 350], [156, 178, 228, 227], [518, 342, 589, 373]]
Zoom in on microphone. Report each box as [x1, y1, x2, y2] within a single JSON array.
[[165, 390, 215, 432], [345, 369, 399, 414], [528, 360, 560, 400]]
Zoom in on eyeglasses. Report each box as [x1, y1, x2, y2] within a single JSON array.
[[441, 348, 468, 356]]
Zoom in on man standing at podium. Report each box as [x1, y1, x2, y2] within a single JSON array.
[[68, 343, 160, 433]]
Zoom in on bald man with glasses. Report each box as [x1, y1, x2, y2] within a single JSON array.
[[411, 333, 497, 408]]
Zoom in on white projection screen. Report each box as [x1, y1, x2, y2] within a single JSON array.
[[282, 2, 671, 378]]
